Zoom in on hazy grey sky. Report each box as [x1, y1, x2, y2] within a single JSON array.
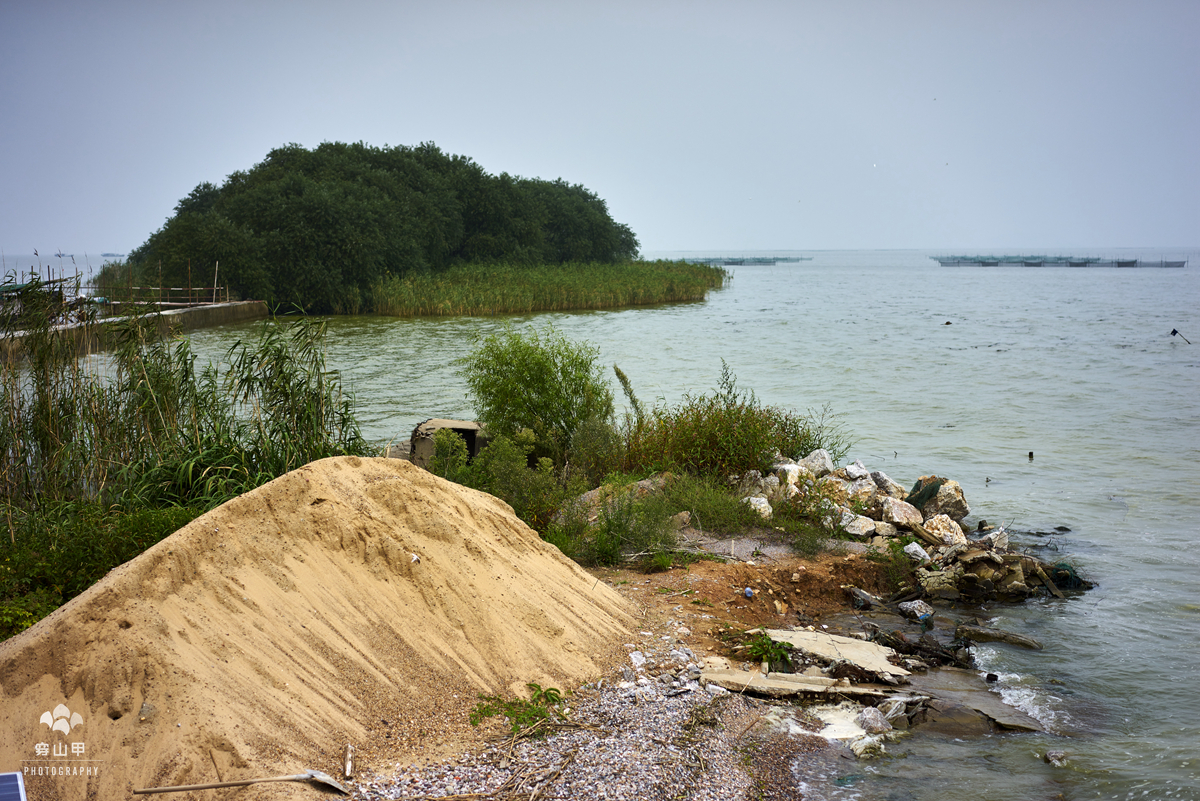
[[2, 0, 1197, 256]]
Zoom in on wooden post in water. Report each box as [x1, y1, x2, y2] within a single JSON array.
[[212, 261, 219, 304]]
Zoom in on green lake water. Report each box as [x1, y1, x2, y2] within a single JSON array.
[[185, 249, 1200, 800]]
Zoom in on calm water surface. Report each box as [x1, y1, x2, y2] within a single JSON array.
[[188, 250, 1200, 800]]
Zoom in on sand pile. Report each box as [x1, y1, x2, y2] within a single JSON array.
[[0, 457, 633, 799]]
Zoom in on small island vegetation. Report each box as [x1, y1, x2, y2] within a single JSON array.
[[100, 141, 725, 315]]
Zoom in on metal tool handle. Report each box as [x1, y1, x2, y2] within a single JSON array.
[[133, 774, 305, 794]]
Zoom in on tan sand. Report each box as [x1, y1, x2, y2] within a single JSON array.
[[0, 456, 633, 799]]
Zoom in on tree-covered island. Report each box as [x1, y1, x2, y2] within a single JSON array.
[[111, 141, 725, 314]]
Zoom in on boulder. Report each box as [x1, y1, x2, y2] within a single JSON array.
[[923, 479, 970, 521], [844, 460, 871, 480], [874, 521, 899, 538], [870, 470, 907, 499], [840, 512, 877, 538], [762, 473, 782, 501], [775, 463, 813, 487], [881, 497, 923, 526], [846, 477, 878, 506], [924, 514, 968, 546], [916, 699, 994, 736], [816, 475, 851, 506], [855, 706, 893, 734], [798, 448, 834, 478], [903, 542, 930, 562], [743, 496, 772, 519], [732, 470, 766, 497], [917, 563, 964, 600], [898, 600, 935, 621]]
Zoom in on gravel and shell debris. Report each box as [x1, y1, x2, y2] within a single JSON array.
[[349, 646, 854, 801]]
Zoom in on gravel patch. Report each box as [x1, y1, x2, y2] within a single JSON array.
[[349, 675, 857, 801]]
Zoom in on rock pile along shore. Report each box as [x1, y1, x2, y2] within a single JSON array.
[[734, 448, 1089, 603]]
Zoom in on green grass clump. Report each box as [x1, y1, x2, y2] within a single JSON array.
[[470, 683, 566, 737], [625, 361, 850, 478], [370, 260, 727, 316]]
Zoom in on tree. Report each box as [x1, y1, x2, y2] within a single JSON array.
[[458, 325, 614, 465], [126, 142, 642, 313]]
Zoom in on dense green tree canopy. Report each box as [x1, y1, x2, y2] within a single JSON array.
[[126, 142, 640, 313]]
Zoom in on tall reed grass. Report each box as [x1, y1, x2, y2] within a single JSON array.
[[370, 260, 727, 316], [1, 272, 370, 638]]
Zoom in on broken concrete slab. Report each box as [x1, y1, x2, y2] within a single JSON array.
[[699, 668, 890, 699], [763, 628, 911, 677], [905, 667, 1043, 732], [956, 623, 1044, 650]]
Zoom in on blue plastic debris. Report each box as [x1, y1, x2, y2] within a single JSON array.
[[744, 587, 754, 598]]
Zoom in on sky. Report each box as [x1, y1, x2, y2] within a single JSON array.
[[2, 0, 1197, 257]]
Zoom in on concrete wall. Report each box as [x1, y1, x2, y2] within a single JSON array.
[[1, 301, 269, 361]]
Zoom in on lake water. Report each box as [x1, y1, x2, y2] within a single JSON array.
[[183, 249, 1200, 800]]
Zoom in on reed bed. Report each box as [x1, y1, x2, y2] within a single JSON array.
[[1, 273, 370, 637], [370, 260, 728, 317]]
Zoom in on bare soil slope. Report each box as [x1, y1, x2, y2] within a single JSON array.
[[0, 457, 633, 799]]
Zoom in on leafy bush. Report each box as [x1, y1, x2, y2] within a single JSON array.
[[747, 633, 793, 671], [1, 503, 202, 639], [625, 361, 850, 478], [567, 413, 624, 489], [459, 325, 614, 466]]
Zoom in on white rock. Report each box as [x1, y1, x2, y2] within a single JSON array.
[[855, 706, 893, 734], [881, 497, 923, 526], [844, 460, 870, 480], [898, 599, 935, 620], [798, 449, 834, 477], [816, 476, 851, 506], [903, 542, 930, 562], [922, 479, 970, 521], [850, 734, 885, 758], [776, 463, 812, 486], [924, 514, 967, 546], [870, 470, 907, 499], [874, 521, 899, 538], [846, 477, 878, 506], [841, 513, 877, 538], [762, 474, 782, 501], [629, 651, 647, 667], [743, 496, 772, 519]]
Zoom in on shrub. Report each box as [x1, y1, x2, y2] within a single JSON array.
[[581, 493, 674, 567], [458, 325, 614, 466], [625, 361, 850, 478], [567, 413, 624, 489]]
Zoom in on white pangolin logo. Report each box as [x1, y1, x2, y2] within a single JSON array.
[[40, 704, 83, 735]]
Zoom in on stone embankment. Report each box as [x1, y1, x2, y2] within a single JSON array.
[[734, 448, 1090, 603]]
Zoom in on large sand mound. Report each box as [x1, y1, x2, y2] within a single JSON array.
[[0, 457, 633, 799]]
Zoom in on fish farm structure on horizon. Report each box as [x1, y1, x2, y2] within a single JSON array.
[[932, 255, 1187, 268], [683, 256, 814, 266]]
